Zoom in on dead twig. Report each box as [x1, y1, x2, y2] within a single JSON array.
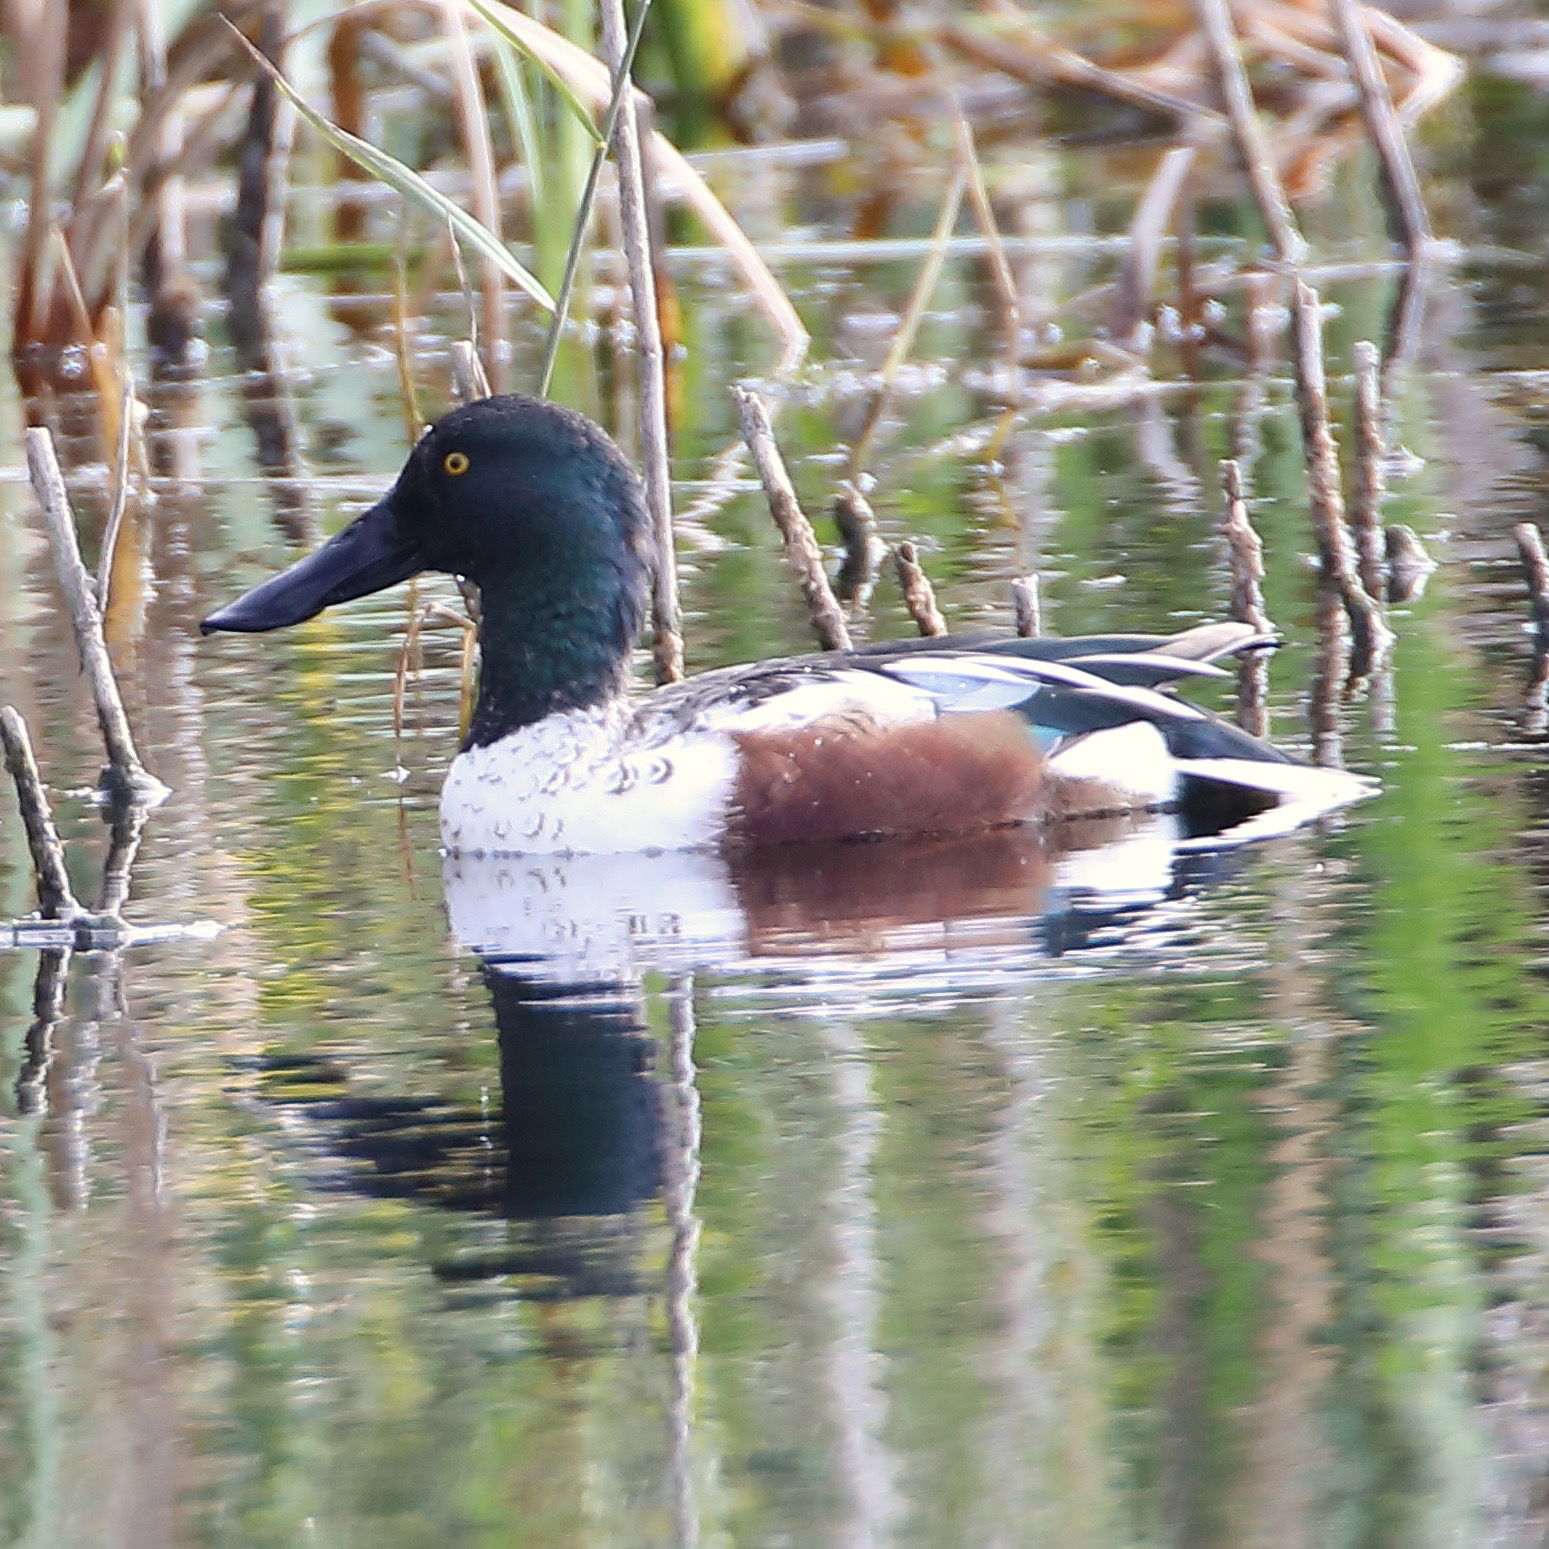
[[834, 483, 885, 611], [1515, 523, 1549, 735], [1193, 0, 1308, 264], [845, 164, 967, 488], [1288, 282, 1387, 657], [1515, 522, 1549, 637], [731, 385, 851, 653], [1220, 459, 1270, 633], [1011, 574, 1041, 638], [1328, 0, 1431, 254], [936, 71, 1020, 369], [25, 428, 167, 804], [1220, 459, 1269, 737], [892, 542, 947, 637], [0, 707, 81, 920], [392, 599, 476, 761], [391, 224, 425, 444], [0, 709, 79, 923], [939, 18, 1221, 127], [1309, 580, 1348, 767], [1350, 339, 1387, 602], [97, 302, 150, 612], [1111, 145, 1199, 348]]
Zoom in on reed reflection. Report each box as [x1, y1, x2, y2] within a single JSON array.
[[250, 813, 1259, 1302]]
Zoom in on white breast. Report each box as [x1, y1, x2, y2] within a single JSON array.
[[439, 706, 741, 856]]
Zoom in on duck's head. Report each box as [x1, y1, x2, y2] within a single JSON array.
[[202, 394, 651, 632], [203, 394, 653, 742]]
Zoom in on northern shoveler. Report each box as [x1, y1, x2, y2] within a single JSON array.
[[202, 393, 1374, 856]]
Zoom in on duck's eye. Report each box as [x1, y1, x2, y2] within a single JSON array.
[[442, 450, 471, 476]]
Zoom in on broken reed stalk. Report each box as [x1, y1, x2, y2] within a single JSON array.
[[225, 8, 289, 376], [1193, 0, 1307, 265], [1308, 584, 1349, 767], [599, 0, 682, 686], [1288, 282, 1387, 651], [1520, 523, 1549, 734], [1219, 459, 1269, 632], [1329, 0, 1431, 255], [0, 707, 81, 921], [845, 163, 968, 487], [1011, 574, 1041, 638], [1350, 340, 1388, 602], [392, 599, 474, 759], [25, 428, 166, 803], [1526, 649, 1549, 740], [449, 338, 491, 403], [892, 543, 948, 637], [932, 73, 1020, 368], [731, 385, 852, 653], [833, 482, 885, 609], [97, 346, 138, 610], [97, 799, 147, 916], [1112, 144, 1198, 348], [438, 0, 503, 393], [15, 949, 68, 1115], [1220, 459, 1269, 737], [1514, 522, 1549, 637], [937, 18, 1219, 128]]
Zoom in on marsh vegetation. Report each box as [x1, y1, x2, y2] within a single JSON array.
[[6, 2, 1549, 1544]]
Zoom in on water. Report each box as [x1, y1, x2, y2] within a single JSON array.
[[8, 72, 1549, 1549]]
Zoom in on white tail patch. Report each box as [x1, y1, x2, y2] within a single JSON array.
[[1049, 721, 1176, 806], [1175, 757, 1378, 847]]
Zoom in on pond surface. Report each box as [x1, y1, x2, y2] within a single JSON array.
[[10, 63, 1549, 1549]]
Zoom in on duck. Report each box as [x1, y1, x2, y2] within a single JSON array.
[[202, 393, 1376, 856]]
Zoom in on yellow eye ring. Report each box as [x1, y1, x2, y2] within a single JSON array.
[[443, 450, 470, 476]]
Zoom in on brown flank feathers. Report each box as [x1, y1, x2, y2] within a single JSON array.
[[726, 710, 1129, 847]]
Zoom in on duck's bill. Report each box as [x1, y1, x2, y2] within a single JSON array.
[[200, 494, 424, 634]]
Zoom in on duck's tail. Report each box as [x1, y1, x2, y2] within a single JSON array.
[[1172, 755, 1380, 845], [1046, 719, 1377, 841]]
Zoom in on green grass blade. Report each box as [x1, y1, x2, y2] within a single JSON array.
[[490, 39, 543, 213], [226, 20, 555, 315], [463, 0, 605, 146], [536, 0, 655, 397]]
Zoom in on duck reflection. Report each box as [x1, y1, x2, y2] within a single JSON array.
[[254, 969, 660, 1296], [253, 813, 1260, 1296]]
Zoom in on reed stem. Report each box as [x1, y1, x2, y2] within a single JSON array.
[[25, 428, 166, 803]]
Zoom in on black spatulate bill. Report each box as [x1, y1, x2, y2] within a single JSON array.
[[201, 495, 425, 634]]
